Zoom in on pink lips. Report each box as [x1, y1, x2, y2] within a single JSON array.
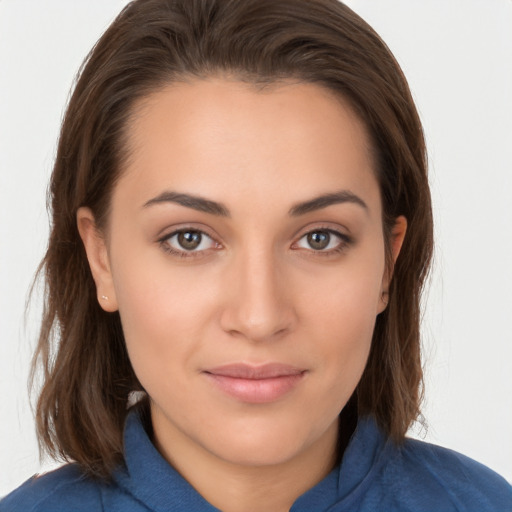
[[203, 363, 306, 403]]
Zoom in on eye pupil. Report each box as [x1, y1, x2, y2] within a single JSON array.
[[178, 231, 202, 250], [307, 231, 330, 250]]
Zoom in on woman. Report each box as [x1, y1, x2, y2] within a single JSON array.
[[2, 0, 511, 510]]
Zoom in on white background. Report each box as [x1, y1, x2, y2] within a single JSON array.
[[1, 0, 511, 495]]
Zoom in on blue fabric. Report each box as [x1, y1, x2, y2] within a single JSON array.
[[2, 411, 511, 511]]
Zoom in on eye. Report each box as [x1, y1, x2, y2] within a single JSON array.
[[294, 229, 349, 252], [160, 229, 218, 256]]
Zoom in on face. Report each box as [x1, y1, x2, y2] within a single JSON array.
[[79, 79, 402, 470]]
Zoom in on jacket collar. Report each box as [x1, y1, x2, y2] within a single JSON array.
[[114, 410, 390, 511]]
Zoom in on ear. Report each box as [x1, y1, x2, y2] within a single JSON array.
[[77, 207, 119, 312], [378, 215, 407, 313]]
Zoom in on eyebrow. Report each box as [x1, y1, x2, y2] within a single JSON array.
[[288, 190, 368, 216], [143, 191, 230, 217], [142, 189, 367, 217]]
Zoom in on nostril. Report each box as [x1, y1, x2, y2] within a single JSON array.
[[220, 304, 296, 343]]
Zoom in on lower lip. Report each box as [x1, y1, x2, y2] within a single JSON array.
[[204, 373, 305, 403]]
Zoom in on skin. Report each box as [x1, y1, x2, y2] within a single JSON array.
[[78, 79, 406, 512]]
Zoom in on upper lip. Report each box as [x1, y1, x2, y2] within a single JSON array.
[[204, 363, 306, 379]]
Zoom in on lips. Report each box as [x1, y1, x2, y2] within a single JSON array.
[[203, 363, 306, 403]]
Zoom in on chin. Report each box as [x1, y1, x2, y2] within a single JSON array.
[[200, 413, 337, 468], [209, 430, 310, 467]]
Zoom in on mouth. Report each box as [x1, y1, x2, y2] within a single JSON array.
[[203, 363, 307, 404]]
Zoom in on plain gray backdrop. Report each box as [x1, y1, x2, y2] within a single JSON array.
[[1, 0, 511, 494]]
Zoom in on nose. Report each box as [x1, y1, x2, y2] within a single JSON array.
[[219, 248, 297, 343]]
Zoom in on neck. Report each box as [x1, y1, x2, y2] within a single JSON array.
[[151, 410, 340, 512]]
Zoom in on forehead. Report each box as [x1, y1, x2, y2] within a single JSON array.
[[115, 79, 380, 216]]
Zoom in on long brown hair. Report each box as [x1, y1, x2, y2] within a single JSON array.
[[33, 0, 433, 479]]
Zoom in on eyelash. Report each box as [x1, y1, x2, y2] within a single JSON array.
[[292, 227, 353, 257], [158, 229, 220, 258], [158, 227, 353, 259]]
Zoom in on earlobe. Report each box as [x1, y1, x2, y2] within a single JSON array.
[[76, 207, 118, 312], [378, 215, 407, 313]]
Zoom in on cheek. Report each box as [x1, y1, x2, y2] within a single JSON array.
[[304, 246, 385, 331], [311, 285, 376, 379], [110, 248, 220, 387], [299, 248, 385, 386], [112, 236, 218, 329]]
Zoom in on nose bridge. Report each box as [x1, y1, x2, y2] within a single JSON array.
[[221, 241, 294, 342]]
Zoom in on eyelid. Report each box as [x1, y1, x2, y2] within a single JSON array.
[[155, 221, 218, 240], [156, 222, 353, 258], [157, 225, 222, 258], [291, 224, 354, 253], [292, 222, 352, 242]]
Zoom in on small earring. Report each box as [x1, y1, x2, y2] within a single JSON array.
[[381, 291, 389, 305], [101, 295, 109, 301]]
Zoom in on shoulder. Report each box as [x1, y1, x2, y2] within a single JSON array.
[[381, 436, 512, 511], [0, 464, 104, 512]]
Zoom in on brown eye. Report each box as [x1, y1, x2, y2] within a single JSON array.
[[161, 229, 217, 256], [177, 230, 203, 250], [307, 231, 331, 250], [294, 228, 350, 254]]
